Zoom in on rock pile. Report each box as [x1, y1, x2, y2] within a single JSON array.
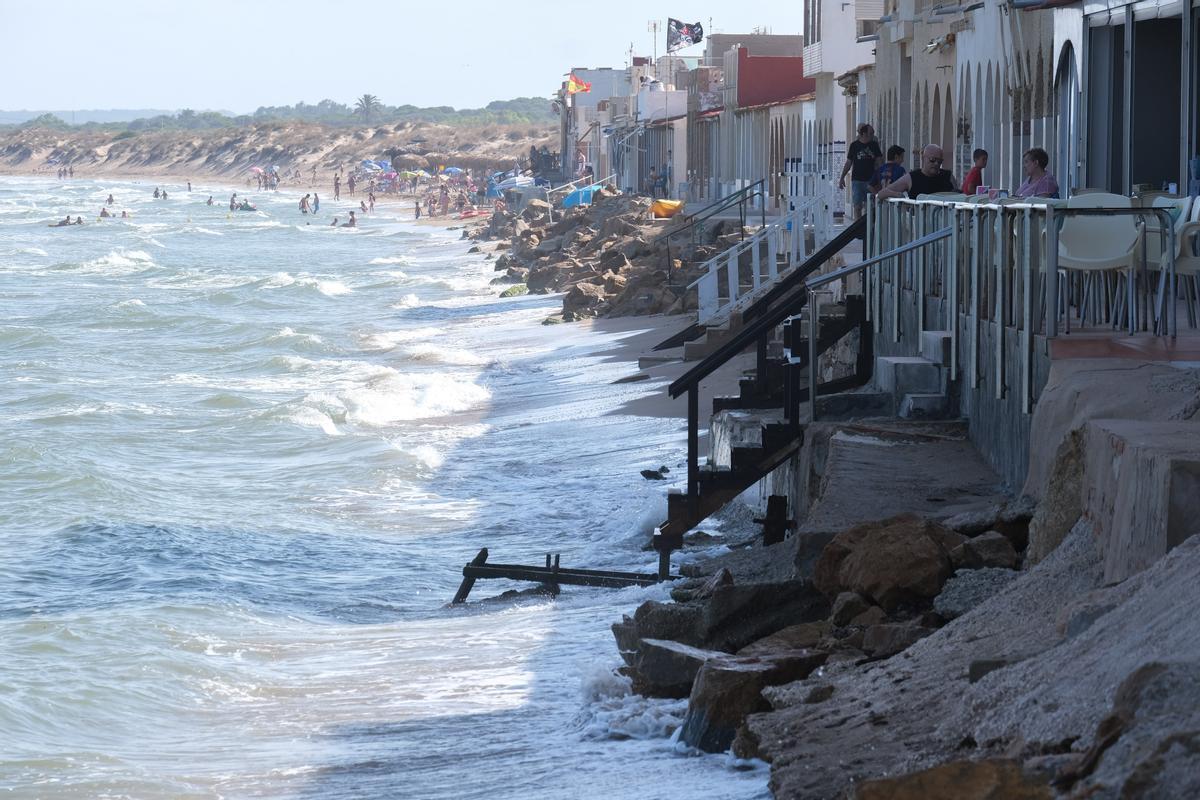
[[609, 504, 1036, 759], [473, 190, 707, 321]]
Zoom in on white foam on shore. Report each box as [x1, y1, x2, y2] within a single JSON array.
[[369, 256, 413, 265], [392, 293, 421, 308], [358, 327, 444, 351], [401, 343, 489, 366], [574, 664, 689, 741]]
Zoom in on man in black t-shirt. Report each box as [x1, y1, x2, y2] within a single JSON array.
[[839, 123, 883, 219], [877, 144, 958, 200]]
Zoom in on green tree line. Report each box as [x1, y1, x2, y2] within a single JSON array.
[[2, 97, 555, 133]]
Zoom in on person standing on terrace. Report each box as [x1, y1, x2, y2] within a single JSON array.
[[877, 144, 958, 200], [839, 123, 883, 218], [1015, 147, 1060, 198], [962, 148, 988, 196], [869, 145, 907, 195]]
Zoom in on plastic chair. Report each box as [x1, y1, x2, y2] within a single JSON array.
[[1157, 198, 1200, 328], [1058, 193, 1142, 331]]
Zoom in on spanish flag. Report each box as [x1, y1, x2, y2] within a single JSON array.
[[566, 73, 592, 94]]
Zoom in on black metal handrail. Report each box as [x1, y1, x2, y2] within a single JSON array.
[[668, 216, 866, 399], [742, 216, 867, 323]]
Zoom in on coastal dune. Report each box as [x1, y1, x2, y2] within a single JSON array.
[[0, 120, 555, 180]]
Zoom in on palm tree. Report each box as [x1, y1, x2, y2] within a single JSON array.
[[355, 94, 381, 124]]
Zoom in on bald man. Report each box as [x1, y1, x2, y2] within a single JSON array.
[[877, 145, 958, 200]]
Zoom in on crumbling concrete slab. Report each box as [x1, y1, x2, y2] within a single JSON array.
[[1083, 419, 1200, 583]]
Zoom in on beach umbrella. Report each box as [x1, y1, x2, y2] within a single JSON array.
[[441, 166, 464, 176], [250, 166, 264, 174]]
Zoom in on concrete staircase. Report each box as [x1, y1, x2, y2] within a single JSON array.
[[875, 330, 954, 419]]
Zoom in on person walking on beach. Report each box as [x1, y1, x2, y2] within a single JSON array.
[[312, 193, 319, 213], [368, 192, 375, 213], [414, 200, 421, 220], [347, 174, 356, 195], [334, 174, 341, 201], [299, 194, 311, 214]]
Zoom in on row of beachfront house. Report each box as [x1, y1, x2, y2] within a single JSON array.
[[555, 0, 1199, 213]]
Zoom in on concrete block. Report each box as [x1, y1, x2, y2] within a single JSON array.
[[899, 393, 951, 420], [1082, 420, 1200, 583], [874, 356, 943, 395], [920, 330, 953, 365], [637, 355, 680, 369]]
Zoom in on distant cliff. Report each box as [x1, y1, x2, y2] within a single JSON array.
[[0, 120, 556, 178]]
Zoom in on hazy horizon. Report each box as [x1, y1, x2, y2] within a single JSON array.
[[1, 0, 801, 112]]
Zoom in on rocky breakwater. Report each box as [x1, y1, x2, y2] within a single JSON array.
[[473, 190, 725, 322], [609, 506, 1036, 765]]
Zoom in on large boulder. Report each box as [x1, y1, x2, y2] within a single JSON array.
[[950, 530, 1019, 569], [861, 622, 937, 658], [699, 580, 830, 653], [680, 650, 829, 752], [1027, 429, 1085, 564], [831, 592, 874, 626], [534, 235, 563, 255], [632, 639, 728, 699], [736, 621, 829, 656], [851, 759, 1051, 799], [814, 514, 966, 612], [562, 281, 607, 316]]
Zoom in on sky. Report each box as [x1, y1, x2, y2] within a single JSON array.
[[0, 0, 802, 113]]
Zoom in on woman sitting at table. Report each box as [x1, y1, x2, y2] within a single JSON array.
[[1016, 147, 1060, 198]]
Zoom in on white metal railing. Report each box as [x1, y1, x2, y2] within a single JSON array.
[[689, 183, 832, 324], [548, 172, 618, 200], [860, 195, 1180, 416]]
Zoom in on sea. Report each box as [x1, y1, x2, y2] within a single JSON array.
[[0, 177, 770, 799]]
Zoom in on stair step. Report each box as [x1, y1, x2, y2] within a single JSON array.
[[919, 330, 953, 365], [874, 356, 944, 395], [682, 325, 736, 361], [899, 392, 952, 420], [815, 390, 893, 420], [761, 421, 800, 453]]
